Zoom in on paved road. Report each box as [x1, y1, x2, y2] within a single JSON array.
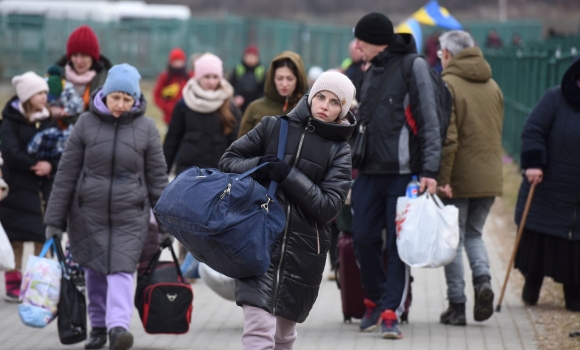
[[0, 202, 538, 349]]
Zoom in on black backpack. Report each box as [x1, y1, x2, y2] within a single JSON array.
[[135, 243, 193, 334], [402, 53, 453, 144]]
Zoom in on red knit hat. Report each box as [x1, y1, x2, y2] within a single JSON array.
[[169, 48, 186, 63], [66, 25, 100, 61], [244, 45, 259, 56]]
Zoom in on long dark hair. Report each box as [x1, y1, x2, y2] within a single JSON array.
[[272, 58, 302, 108]]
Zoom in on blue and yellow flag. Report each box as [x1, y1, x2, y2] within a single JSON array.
[[411, 0, 462, 29], [395, 1, 462, 52]]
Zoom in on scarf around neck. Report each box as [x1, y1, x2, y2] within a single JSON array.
[[18, 102, 50, 122], [65, 64, 97, 88], [182, 78, 234, 113]]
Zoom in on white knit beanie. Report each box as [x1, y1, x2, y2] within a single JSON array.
[[308, 71, 356, 118], [12, 72, 49, 103]]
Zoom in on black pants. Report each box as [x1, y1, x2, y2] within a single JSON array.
[[351, 173, 411, 315]]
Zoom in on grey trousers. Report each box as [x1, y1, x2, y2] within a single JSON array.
[[443, 197, 495, 303]]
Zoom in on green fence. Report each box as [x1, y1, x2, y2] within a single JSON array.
[[1, 14, 570, 80], [485, 49, 576, 160]]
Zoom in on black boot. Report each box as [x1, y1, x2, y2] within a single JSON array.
[[522, 275, 543, 305], [473, 275, 494, 322], [85, 327, 107, 350], [440, 302, 466, 326], [108, 327, 133, 350], [564, 284, 580, 312]]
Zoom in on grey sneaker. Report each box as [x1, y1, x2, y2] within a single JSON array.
[[359, 298, 382, 332], [380, 310, 403, 339]]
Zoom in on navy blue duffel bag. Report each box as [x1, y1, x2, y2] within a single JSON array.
[[154, 118, 288, 279]]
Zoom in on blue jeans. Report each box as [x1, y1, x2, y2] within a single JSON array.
[[351, 173, 412, 316], [443, 197, 495, 303]]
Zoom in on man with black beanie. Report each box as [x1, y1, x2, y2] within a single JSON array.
[[350, 12, 441, 340]]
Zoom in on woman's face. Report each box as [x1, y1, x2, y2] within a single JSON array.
[[199, 74, 220, 91], [106, 92, 135, 118], [28, 91, 47, 111], [310, 91, 342, 123], [71, 53, 94, 75], [274, 66, 297, 98]]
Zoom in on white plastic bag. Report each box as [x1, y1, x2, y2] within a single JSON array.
[[0, 222, 15, 270], [18, 238, 62, 328], [396, 193, 459, 268], [198, 263, 235, 301]]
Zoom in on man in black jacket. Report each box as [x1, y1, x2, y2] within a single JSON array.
[[351, 13, 441, 340]]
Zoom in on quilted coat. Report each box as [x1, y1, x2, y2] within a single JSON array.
[[219, 95, 355, 322], [44, 89, 168, 274]]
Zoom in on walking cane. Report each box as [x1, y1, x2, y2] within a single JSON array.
[[496, 183, 536, 312]]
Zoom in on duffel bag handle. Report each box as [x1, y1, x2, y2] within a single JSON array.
[[235, 118, 289, 209]]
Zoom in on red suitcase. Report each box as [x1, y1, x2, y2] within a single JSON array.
[[336, 231, 412, 323]]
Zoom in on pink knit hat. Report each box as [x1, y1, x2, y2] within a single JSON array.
[[12, 71, 49, 103], [308, 71, 355, 118], [194, 53, 223, 80]]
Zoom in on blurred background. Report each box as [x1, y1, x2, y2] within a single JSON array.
[[0, 0, 579, 159]]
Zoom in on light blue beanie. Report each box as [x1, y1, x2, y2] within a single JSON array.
[[102, 63, 141, 99]]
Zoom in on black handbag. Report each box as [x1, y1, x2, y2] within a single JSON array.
[[135, 243, 193, 334], [54, 236, 87, 345], [351, 60, 403, 169]]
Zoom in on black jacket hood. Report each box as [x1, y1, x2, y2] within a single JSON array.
[[285, 95, 356, 142], [371, 33, 418, 67], [561, 54, 580, 111], [2, 96, 28, 123]]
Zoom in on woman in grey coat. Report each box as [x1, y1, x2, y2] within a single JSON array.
[[45, 64, 168, 350]]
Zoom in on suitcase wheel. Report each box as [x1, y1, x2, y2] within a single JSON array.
[[343, 313, 352, 323], [400, 312, 409, 324]]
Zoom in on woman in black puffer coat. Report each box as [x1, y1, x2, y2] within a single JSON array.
[[219, 72, 356, 349], [514, 54, 580, 312]]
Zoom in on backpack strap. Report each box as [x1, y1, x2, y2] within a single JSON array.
[[401, 53, 420, 89]]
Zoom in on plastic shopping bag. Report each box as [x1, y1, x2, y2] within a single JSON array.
[[198, 263, 235, 301], [0, 222, 15, 270], [18, 238, 62, 328], [396, 193, 459, 268]]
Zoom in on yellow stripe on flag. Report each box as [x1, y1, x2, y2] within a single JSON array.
[[411, 7, 436, 26]]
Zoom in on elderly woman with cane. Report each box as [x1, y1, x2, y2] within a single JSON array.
[[513, 54, 580, 312]]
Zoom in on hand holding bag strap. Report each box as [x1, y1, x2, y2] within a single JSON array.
[[237, 118, 290, 201], [52, 236, 69, 276]]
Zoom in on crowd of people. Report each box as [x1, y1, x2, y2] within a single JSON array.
[[0, 11, 579, 350]]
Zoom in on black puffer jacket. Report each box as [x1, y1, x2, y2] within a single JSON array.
[[219, 95, 355, 323], [0, 97, 59, 242], [515, 55, 580, 240], [163, 100, 241, 175], [358, 33, 441, 178]]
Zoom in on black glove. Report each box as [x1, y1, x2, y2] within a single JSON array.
[[255, 154, 278, 182], [268, 159, 291, 183]]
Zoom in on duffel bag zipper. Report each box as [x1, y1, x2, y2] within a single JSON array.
[[204, 174, 231, 224], [272, 118, 310, 315]]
